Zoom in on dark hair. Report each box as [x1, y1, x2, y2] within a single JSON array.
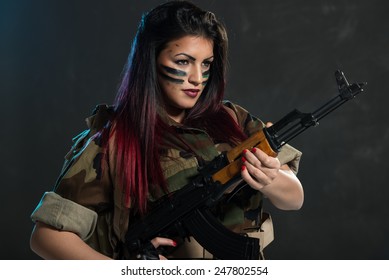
[[108, 1, 246, 213]]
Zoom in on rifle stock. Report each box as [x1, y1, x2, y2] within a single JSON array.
[[125, 70, 366, 259]]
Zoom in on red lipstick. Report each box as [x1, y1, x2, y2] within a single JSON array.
[[182, 89, 200, 98]]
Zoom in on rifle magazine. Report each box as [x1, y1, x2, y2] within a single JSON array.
[[184, 208, 260, 259]]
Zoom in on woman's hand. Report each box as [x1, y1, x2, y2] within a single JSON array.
[[240, 121, 282, 190], [241, 147, 281, 190], [150, 237, 177, 260], [240, 140, 304, 210]]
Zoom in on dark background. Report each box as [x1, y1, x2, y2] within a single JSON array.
[[1, 0, 388, 260]]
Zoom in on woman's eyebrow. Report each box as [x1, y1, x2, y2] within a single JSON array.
[[175, 53, 196, 61], [204, 55, 214, 60], [174, 53, 214, 61]]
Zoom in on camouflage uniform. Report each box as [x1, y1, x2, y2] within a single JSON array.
[[31, 101, 302, 259]]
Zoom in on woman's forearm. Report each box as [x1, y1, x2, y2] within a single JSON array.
[[259, 168, 304, 210]]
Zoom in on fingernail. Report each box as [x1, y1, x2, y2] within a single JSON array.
[[241, 165, 246, 171], [243, 149, 248, 154], [242, 157, 246, 163], [251, 147, 257, 153], [172, 241, 177, 247]]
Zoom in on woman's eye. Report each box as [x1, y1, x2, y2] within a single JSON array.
[[202, 61, 212, 68], [175, 60, 188, 65]]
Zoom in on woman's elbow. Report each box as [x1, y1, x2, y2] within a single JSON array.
[[30, 222, 53, 258], [288, 184, 304, 210], [276, 183, 304, 211], [291, 195, 304, 210], [30, 224, 41, 256]]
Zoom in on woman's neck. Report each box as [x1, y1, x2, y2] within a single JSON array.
[[166, 107, 186, 124]]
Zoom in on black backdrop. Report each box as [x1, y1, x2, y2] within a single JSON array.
[[1, 0, 388, 259]]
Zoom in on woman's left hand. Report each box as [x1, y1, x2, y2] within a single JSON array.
[[241, 147, 281, 190], [240, 145, 304, 211]]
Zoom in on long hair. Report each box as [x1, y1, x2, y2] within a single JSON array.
[[108, 1, 247, 213]]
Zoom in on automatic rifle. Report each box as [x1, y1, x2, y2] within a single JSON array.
[[125, 70, 366, 259]]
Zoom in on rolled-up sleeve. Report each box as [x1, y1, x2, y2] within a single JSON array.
[[277, 143, 302, 174], [31, 191, 98, 241]]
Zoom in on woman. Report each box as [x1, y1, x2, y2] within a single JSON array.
[[30, 0, 303, 260]]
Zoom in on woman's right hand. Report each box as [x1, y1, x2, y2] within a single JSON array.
[[150, 237, 177, 260]]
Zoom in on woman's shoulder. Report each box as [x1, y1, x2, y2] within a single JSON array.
[[63, 104, 114, 160], [222, 100, 239, 123], [222, 100, 252, 117], [222, 100, 262, 123], [222, 100, 265, 136], [85, 104, 115, 132]]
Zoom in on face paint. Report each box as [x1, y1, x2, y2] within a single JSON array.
[[202, 70, 210, 86], [161, 65, 187, 77], [159, 65, 186, 84], [158, 72, 184, 84], [202, 70, 210, 79]]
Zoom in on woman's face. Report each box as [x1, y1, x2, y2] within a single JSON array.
[[157, 35, 214, 123]]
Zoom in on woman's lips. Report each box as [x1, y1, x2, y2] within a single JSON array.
[[182, 89, 200, 98]]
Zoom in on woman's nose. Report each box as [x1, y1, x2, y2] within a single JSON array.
[[188, 66, 202, 86]]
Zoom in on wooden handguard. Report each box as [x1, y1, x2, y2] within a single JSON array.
[[211, 129, 278, 185]]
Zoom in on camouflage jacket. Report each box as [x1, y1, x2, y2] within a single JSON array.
[[31, 101, 302, 259]]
